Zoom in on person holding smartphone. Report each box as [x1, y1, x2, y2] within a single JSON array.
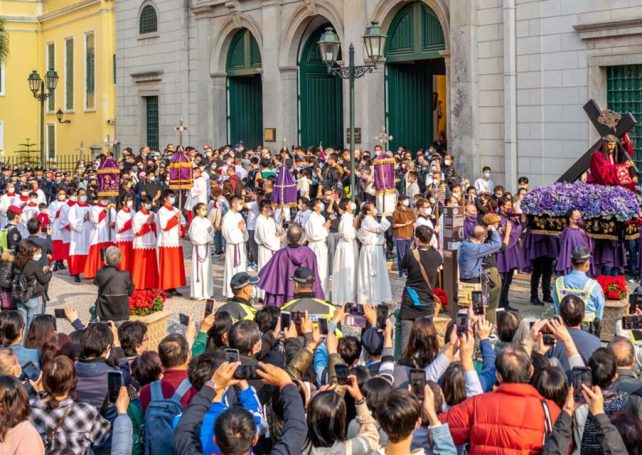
[[12, 240, 52, 331]]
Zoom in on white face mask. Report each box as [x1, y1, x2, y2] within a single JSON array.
[[101, 199, 109, 206], [21, 191, 28, 197], [57, 194, 66, 201], [79, 195, 88, 203], [30, 198, 37, 204], [70, 196, 78, 202], [33, 253, 42, 261], [6, 188, 14, 194], [484, 172, 491, 179], [126, 200, 133, 208], [168, 197, 176, 205], [144, 203, 152, 210], [402, 199, 410, 207], [350, 203, 357, 211]]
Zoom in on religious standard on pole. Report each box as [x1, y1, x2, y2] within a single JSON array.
[[375, 127, 393, 152], [317, 22, 387, 199], [175, 118, 189, 147]]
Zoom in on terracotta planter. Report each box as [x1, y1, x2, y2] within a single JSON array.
[[600, 298, 628, 342], [130, 310, 170, 350]]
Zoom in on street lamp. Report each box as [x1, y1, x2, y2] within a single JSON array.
[[56, 109, 71, 124], [318, 22, 386, 199], [27, 69, 59, 163]]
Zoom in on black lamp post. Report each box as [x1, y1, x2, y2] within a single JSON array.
[[56, 108, 71, 124], [318, 22, 387, 199], [28, 69, 59, 163]]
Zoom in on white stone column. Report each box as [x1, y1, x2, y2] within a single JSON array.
[[342, 0, 367, 150], [261, 2, 281, 150], [195, 16, 215, 146], [279, 67, 299, 148], [211, 74, 227, 145], [503, 0, 518, 191]]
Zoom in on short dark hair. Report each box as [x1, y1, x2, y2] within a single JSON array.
[[377, 389, 421, 444], [415, 225, 434, 244], [482, 166, 491, 172], [337, 336, 362, 366], [131, 351, 163, 387], [118, 321, 148, 357], [79, 323, 113, 359], [496, 311, 521, 342], [158, 333, 190, 368], [589, 347, 617, 389], [307, 391, 347, 447], [518, 176, 529, 184], [560, 295, 585, 326], [214, 406, 256, 455], [254, 307, 280, 334], [531, 366, 568, 409], [228, 320, 261, 355], [26, 217, 41, 235], [496, 345, 532, 384], [188, 351, 225, 391]]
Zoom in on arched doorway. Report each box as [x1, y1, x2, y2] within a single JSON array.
[[385, 2, 446, 153], [299, 23, 344, 148], [226, 29, 263, 148]]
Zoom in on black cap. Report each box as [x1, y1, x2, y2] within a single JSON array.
[[361, 328, 384, 356], [289, 267, 315, 284], [230, 272, 259, 290], [572, 245, 591, 261]]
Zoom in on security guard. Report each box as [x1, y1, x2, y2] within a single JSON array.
[[217, 272, 258, 322], [281, 267, 336, 319]]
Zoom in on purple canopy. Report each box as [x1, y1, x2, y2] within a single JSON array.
[[169, 146, 193, 190], [272, 165, 297, 208], [97, 157, 120, 197]]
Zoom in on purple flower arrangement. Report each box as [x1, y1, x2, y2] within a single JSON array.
[[521, 182, 638, 221]]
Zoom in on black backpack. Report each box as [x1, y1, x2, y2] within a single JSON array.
[[11, 270, 34, 304]]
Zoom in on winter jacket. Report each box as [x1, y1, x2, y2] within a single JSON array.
[[542, 411, 628, 455], [440, 382, 561, 454]]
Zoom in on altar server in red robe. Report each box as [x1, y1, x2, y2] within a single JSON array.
[[116, 194, 135, 272], [83, 197, 116, 279], [131, 195, 159, 289], [157, 190, 186, 297]]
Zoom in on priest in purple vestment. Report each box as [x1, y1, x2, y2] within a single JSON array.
[[556, 209, 593, 276], [257, 224, 325, 306], [524, 232, 559, 306], [495, 197, 525, 309]]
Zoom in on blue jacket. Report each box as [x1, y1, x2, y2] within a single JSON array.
[[458, 231, 502, 280]]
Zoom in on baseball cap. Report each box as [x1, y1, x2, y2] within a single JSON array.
[[289, 267, 315, 284], [572, 246, 591, 261], [230, 272, 259, 290], [362, 328, 384, 356]]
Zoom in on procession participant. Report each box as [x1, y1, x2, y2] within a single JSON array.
[[131, 195, 159, 289], [496, 197, 525, 311], [157, 190, 187, 297], [115, 194, 135, 272], [83, 196, 116, 280], [304, 198, 330, 294], [321, 187, 341, 274], [331, 199, 358, 306], [188, 202, 214, 300], [0, 182, 16, 229], [356, 202, 392, 305], [48, 188, 68, 271], [373, 145, 397, 217], [67, 188, 92, 282], [28, 177, 47, 205], [254, 199, 281, 287], [391, 196, 416, 278], [557, 208, 592, 276], [18, 192, 39, 238], [14, 187, 29, 211], [525, 229, 559, 307], [258, 224, 324, 307], [245, 190, 261, 271], [221, 195, 249, 298], [185, 167, 208, 226], [54, 189, 76, 271]]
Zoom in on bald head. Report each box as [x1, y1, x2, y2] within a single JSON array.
[[608, 336, 636, 368], [287, 224, 303, 244], [472, 225, 487, 241]]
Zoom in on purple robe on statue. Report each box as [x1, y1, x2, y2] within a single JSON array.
[[257, 244, 325, 307], [593, 238, 627, 271], [556, 227, 592, 275], [495, 213, 526, 274], [464, 216, 477, 240], [525, 233, 560, 263]]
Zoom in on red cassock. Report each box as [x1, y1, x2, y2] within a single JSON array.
[[83, 206, 115, 279], [117, 241, 133, 272], [587, 151, 635, 190], [157, 205, 186, 291], [131, 211, 159, 290]]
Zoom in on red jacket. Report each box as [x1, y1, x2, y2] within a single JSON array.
[[439, 383, 561, 454]]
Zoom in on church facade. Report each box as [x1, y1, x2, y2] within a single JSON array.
[[115, 0, 642, 188]]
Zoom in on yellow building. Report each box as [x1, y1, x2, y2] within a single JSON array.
[[0, 0, 115, 164]]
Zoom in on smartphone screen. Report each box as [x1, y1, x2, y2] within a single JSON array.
[[409, 368, 426, 399], [280, 311, 291, 330], [335, 364, 350, 385], [346, 303, 364, 316], [54, 309, 66, 319], [205, 299, 215, 317], [542, 334, 556, 346], [623, 316, 635, 330], [179, 313, 189, 326], [377, 306, 389, 330], [292, 311, 304, 325], [234, 364, 260, 380], [22, 361, 40, 381], [472, 291, 484, 315], [456, 313, 468, 335], [225, 348, 240, 363], [318, 318, 329, 336], [572, 367, 592, 402], [107, 371, 123, 403]]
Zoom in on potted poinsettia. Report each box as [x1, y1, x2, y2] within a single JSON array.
[[595, 275, 628, 342], [129, 289, 169, 350]]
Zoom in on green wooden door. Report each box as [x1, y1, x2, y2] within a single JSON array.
[[299, 25, 343, 148], [227, 29, 263, 148], [387, 62, 433, 153], [607, 65, 642, 170], [385, 2, 445, 153]]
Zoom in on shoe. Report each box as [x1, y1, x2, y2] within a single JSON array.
[[505, 305, 520, 312], [174, 289, 183, 297], [73, 275, 81, 283], [58, 261, 66, 270], [52, 262, 59, 272], [543, 296, 553, 303], [530, 297, 544, 306]]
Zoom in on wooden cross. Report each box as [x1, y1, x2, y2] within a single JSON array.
[[557, 99, 637, 182], [175, 118, 188, 147]]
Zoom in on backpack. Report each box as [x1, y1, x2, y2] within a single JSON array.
[[11, 269, 34, 304], [143, 378, 191, 455]]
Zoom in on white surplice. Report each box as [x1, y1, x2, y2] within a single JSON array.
[[0, 192, 16, 229], [356, 215, 392, 305], [186, 176, 208, 211], [188, 215, 215, 300], [304, 211, 329, 293], [19, 202, 39, 238], [68, 204, 92, 256], [331, 213, 358, 305], [221, 210, 249, 298], [254, 214, 281, 299]]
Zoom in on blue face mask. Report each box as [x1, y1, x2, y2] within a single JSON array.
[[320, 203, 326, 212]]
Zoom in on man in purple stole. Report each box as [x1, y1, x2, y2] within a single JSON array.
[[495, 198, 525, 310], [556, 210, 592, 276], [464, 204, 478, 240], [525, 232, 559, 306], [257, 224, 325, 307]]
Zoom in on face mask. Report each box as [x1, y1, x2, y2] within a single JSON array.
[[402, 199, 410, 207], [144, 203, 152, 210], [21, 191, 28, 197], [319, 203, 326, 212], [70, 196, 77, 202], [484, 172, 491, 179], [126, 200, 134, 208], [33, 253, 42, 261], [251, 286, 258, 299], [423, 207, 433, 216], [149, 176, 155, 182], [445, 160, 452, 166], [79, 195, 88, 203], [168, 197, 176, 205], [57, 194, 65, 201], [6, 188, 14, 194], [198, 210, 207, 217], [350, 203, 357, 211], [576, 218, 584, 228], [30, 198, 37, 204]]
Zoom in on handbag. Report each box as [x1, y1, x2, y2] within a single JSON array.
[[411, 249, 441, 314]]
